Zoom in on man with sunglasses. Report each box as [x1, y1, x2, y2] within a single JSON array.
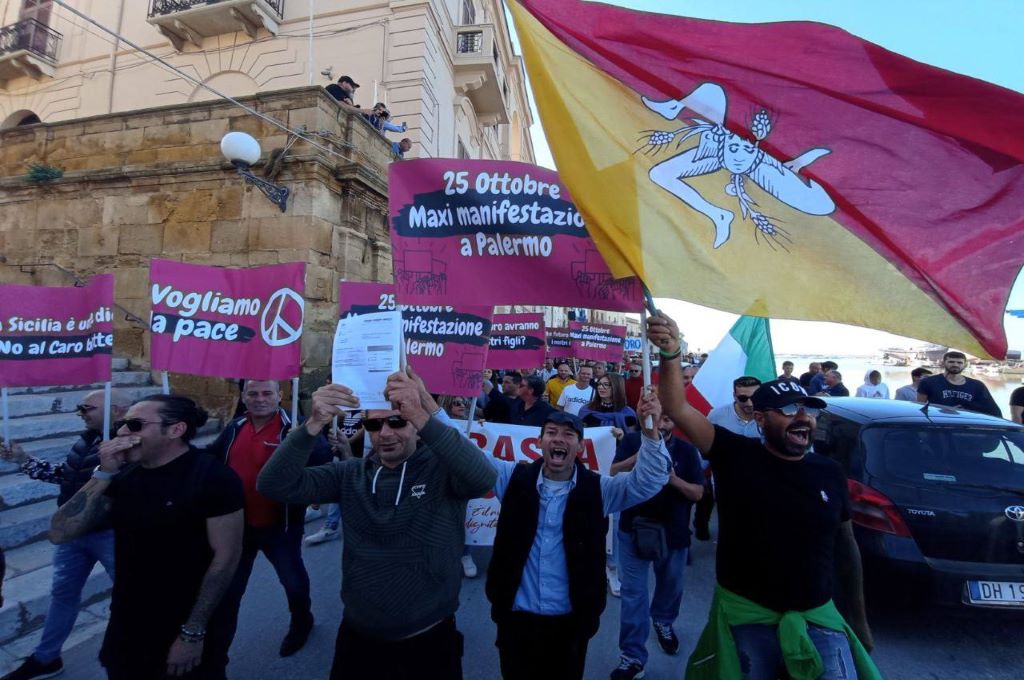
[[707, 376, 762, 439], [0, 390, 131, 680], [648, 313, 877, 680], [257, 369, 496, 679], [49, 394, 245, 680]]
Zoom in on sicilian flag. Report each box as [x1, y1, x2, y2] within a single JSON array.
[[509, 0, 1024, 359], [687, 316, 776, 415]]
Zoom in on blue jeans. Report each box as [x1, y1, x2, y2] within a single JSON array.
[[617, 530, 689, 666], [325, 503, 341, 530], [34, 529, 116, 663], [731, 623, 858, 680]]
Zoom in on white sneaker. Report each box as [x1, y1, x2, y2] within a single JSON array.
[[606, 565, 621, 597], [304, 527, 339, 545], [304, 506, 325, 522], [461, 554, 478, 578]]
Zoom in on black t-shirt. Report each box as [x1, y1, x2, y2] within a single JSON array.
[[917, 374, 1002, 417], [615, 433, 704, 549], [708, 426, 850, 612], [508, 399, 556, 427], [325, 83, 353, 104], [103, 449, 244, 650]]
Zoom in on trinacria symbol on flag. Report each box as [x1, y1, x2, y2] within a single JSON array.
[[637, 83, 836, 250]]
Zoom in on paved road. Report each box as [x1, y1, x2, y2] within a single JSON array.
[[50, 521, 1024, 679]]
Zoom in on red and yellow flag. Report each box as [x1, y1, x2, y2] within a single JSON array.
[[510, 0, 1024, 358]]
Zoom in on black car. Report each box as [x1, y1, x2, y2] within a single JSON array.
[[813, 397, 1024, 609]]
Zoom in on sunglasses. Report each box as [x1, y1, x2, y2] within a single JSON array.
[[770, 404, 821, 417], [115, 418, 167, 433], [363, 415, 409, 432], [75, 404, 98, 415], [736, 394, 753, 403], [630, 369, 642, 374]]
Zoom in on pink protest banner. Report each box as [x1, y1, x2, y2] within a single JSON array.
[[570, 322, 626, 363], [488, 313, 546, 369], [338, 282, 493, 398], [150, 260, 305, 380], [547, 327, 572, 355], [388, 159, 643, 311], [0, 275, 113, 387]]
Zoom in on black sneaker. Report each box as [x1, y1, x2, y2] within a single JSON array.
[[279, 612, 314, 657], [1, 656, 64, 680], [609, 657, 645, 680], [654, 622, 680, 655]]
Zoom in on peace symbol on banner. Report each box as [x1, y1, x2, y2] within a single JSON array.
[[260, 288, 305, 347]]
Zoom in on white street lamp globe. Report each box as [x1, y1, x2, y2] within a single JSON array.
[[220, 132, 261, 166]]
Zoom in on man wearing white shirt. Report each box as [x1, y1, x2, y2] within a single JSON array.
[[557, 366, 595, 415]]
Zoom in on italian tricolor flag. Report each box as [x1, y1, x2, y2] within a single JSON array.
[[688, 316, 777, 415]]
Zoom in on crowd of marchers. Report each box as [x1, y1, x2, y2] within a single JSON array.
[[2, 311, 1022, 680]]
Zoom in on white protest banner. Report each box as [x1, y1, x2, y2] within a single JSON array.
[[458, 422, 617, 545]]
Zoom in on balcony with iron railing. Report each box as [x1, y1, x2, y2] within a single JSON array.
[[147, 0, 285, 51], [0, 18, 62, 86], [452, 23, 508, 125]]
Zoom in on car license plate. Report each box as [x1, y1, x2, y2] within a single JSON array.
[[966, 581, 1024, 606]]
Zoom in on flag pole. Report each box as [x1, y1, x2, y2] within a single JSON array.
[[640, 308, 654, 431], [291, 377, 300, 424], [464, 397, 477, 436], [161, 371, 170, 395], [1, 387, 9, 447], [640, 287, 660, 430], [102, 381, 112, 441]]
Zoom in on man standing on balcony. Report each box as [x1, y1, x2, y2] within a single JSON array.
[[0, 389, 132, 680]]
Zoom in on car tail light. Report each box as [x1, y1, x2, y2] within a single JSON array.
[[847, 480, 912, 537]]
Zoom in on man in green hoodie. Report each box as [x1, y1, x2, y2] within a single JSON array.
[[256, 368, 496, 679], [647, 312, 880, 680]]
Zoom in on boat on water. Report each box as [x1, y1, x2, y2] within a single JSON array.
[[881, 344, 948, 366]]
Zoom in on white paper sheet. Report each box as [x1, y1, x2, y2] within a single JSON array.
[[331, 311, 402, 410]]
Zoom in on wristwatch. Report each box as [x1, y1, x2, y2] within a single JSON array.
[[92, 465, 116, 481]]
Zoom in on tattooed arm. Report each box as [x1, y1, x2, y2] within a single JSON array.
[[49, 435, 139, 545], [166, 508, 244, 676], [49, 477, 113, 544]]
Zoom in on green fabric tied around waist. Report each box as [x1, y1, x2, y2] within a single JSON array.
[[686, 585, 883, 680]]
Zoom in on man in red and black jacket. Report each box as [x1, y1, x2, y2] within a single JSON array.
[[203, 380, 331, 658]]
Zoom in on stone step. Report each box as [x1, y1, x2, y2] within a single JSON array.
[[1, 539, 59, 578], [0, 436, 84, 476], [4, 385, 163, 419], [6, 370, 153, 395], [111, 357, 129, 371], [4, 412, 95, 443], [0, 500, 53, 550], [0, 559, 112, 646], [0, 474, 58, 510], [0, 602, 109, 675]]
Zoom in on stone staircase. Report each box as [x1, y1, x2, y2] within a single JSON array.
[[0, 359, 221, 672]]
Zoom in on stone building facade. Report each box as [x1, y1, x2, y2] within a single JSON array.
[[0, 0, 534, 164], [0, 87, 395, 415]]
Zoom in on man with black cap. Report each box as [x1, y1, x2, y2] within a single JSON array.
[[647, 312, 880, 680], [485, 396, 671, 679], [325, 75, 362, 113]]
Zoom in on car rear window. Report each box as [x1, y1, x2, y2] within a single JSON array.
[[863, 426, 1024, 487]]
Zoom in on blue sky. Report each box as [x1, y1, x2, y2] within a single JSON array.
[[516, 0, 1024, 355]]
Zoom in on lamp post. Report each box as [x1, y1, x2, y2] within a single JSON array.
[[220, 132, 290, 213]]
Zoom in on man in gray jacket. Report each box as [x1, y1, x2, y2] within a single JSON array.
[[257, 369, 496, 679]]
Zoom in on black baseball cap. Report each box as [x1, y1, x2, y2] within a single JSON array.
[[542, 411, 584, 439], [339, 75, 360, 88], [751, 380, 827, 412]]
